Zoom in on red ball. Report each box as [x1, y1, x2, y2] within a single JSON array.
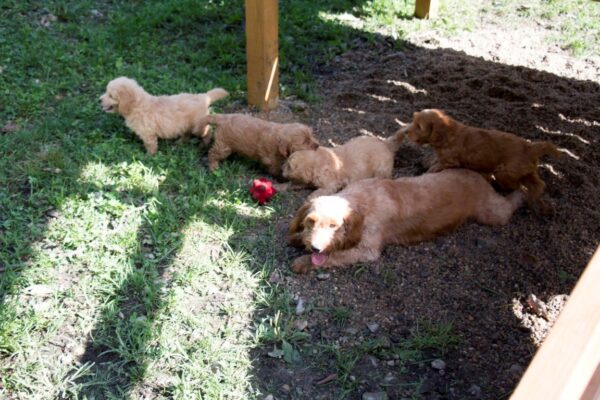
[[249, 177, 277, 205]]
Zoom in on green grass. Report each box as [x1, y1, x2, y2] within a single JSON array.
[[0, 0, 594, 399], [0, 1, 380, 396], [323, 0, 600, 56]]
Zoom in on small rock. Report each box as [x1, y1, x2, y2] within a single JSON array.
[[46, 210, 60, 218], [294, 319, 308, 331], [90, 9, 104, 18], [368, 356, 378, 367], [343, 327, 358, 335], [269, 270, 282, 284], [316, 273, 330, 280], [281, 384, 291, 392], [526, 294, 549, 319], [295, 298, 305, 315], [431, 359, 446, 370], [263, 395, 274, 400], [40, 13, 57, 27], [509, 363, 523, 375], [367, 322, 379, 333], [362, 391, 388, 400], [382, 372, 397, 384], [72, 345, 86, 357], [468, 384, 482, 397], [386, 360, 395, 366], [290, 100, 308, 111], [25, 284, 53, 297]]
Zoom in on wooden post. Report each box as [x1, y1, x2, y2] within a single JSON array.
[[245, 0, 278, 111], [414, 0, 438, 19], [512, 246, 600, 400]]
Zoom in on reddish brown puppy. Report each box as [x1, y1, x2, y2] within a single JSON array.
[[404, 109, 559, 213]]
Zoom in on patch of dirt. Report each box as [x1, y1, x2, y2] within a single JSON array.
[[251, 18, 600, 400]]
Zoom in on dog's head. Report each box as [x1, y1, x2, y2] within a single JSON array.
[[406, 109, 453, 147], [281, 147, 323, 183], [288, 196, 364, 267], [278, 125, 320, 158], [99, 77, 143, 116]]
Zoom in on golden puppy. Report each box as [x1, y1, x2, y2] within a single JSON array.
[[100, 76, 228, 154], [195, 113, 319, 177], [405, 109, 559, 212], [282, 130, 405, 199], [288, 169, 524, 273]]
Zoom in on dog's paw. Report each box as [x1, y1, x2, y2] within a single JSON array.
[[291, 255, 313, 274]]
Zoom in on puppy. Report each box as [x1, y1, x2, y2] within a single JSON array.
[[288, 169, 524, 273], [195, 113, 319, 177], [282, 129, 405, 199], [404, 109, 559, 212], [100, 77, 228, 154]]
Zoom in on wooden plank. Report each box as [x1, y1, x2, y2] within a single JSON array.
[[512, 246, 600, 400], [414, 0, 438, 19], [245, 0, 278, 111]]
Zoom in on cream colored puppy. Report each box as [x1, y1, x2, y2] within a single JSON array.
[[282, 130, 405, 198], [100, 76, 228, 154]]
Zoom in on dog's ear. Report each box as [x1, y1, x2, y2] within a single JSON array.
[[288, 201, 311, 246], [340, 207, 364, 250], [303, 127, 319, 150], [278, 138, 291, 158], [428, 110, 451, 147], [115, 84, 137, 116]]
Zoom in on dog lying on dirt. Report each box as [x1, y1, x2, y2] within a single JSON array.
[[100, 76, 228, 155], [404, 109, 559, 213], [281, 129, 405, 199], [288, 169, 524, 273], [194, 113, 319, 177]]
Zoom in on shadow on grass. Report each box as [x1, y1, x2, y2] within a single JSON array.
[[1, 1, 599, 400]]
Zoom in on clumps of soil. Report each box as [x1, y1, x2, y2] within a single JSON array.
[[251, 31, 599, 400]]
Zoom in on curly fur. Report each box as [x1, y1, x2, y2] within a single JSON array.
[[100, 76, 228, 154], [282, 130, 405, 199], [405, 109, 559, 212], [288, 169, 525, 273], [194, 113, 320, 177]]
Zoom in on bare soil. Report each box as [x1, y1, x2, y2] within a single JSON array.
[[249, 23, 600, 400]]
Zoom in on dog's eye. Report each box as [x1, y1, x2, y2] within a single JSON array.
[[329, 223, 336, 228]]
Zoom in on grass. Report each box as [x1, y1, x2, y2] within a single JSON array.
[[0, 0, 594, 399], [318, 321, 459, 397], [322, 0, 600, 56]]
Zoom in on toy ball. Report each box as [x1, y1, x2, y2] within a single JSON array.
[[250, 177, 277, 205]]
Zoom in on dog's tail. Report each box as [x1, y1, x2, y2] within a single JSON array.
[[385, 126, 406, 153], [193, 114, 225, 143], [528, 140, 560, 159], [205, 88, 229, 105]]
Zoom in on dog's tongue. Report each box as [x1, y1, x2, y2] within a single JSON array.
[[311, 252, 328, 266]]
